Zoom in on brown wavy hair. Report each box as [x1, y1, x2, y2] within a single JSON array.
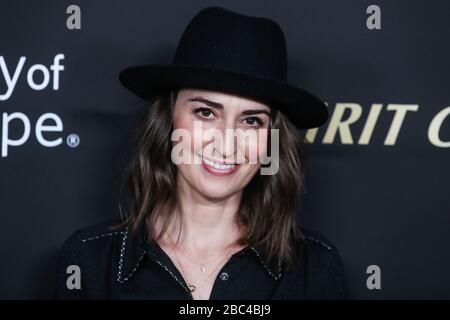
[[116, 89, 310, 270]]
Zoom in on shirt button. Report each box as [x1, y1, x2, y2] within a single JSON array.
[[220, 272, 229, 281]]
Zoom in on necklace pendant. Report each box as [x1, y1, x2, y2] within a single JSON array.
[[201, 265, 206, 273], [188, 284, 196, 292]]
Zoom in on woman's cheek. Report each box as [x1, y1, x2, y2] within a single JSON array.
[[192, 122, 205, 156], [258, 137, 269, 164], [173, 114, 195, 162], [244, 133, 266, 165]]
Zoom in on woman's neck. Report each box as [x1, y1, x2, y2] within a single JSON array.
[[167, 176, 244, 253]]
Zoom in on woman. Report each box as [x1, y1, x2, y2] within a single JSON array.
[[55, 6, 348, 300]]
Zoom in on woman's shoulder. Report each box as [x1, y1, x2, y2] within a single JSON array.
[[57, 218, 128, 266], [57, 218, 129, 268], [55, 219, 129, 299], [290, 225, 348, 299], [61, 219, 126, 247], [295, 225, 344, 267], [298, 226, 339, 252]]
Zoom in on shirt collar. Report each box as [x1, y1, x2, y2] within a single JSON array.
[[118, 223, 283, 283]]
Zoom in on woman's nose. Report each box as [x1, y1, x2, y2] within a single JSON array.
[[211, 121, 238, 159]]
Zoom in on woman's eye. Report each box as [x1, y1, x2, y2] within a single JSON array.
[[244, 117, 263, 127], [194, 107, 215, 119]]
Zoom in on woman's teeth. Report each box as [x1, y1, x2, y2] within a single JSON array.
[[202, 157, 236, 170]]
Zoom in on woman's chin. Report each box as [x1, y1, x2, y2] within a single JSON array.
[[197, 185, 238, 200]]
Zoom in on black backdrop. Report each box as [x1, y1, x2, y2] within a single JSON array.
[[1, 0, 449, 299]]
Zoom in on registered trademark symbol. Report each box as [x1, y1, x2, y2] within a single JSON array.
[[66, 134, 80, 147]]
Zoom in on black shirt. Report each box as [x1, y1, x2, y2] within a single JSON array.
[[55, 219, 348, 299]]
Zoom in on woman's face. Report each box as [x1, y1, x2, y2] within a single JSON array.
[[172, 88, 272, 200]]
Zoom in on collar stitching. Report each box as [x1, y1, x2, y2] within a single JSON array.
[[154, 259, 193, 299], [250, 246, 282, 280], [117, 230, 128, 283], [120, 251, 147, 283], [304, 236, 333, 251], [78, 228, 147, 284], [81, 231, 125, 242]]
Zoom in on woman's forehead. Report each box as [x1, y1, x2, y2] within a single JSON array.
[[178, 88, 271, 111]]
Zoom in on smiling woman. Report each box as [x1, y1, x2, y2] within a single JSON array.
[[55, 6, 347, 300]]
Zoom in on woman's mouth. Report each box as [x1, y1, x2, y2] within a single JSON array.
[[201, 156, 240, 176]]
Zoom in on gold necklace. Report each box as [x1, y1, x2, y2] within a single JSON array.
[[173, 246, 234, 293], [175, 248, 208, 273], [169, 240, 235, 273]]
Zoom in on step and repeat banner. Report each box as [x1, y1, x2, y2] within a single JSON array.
[[1, 0, 449, 299]]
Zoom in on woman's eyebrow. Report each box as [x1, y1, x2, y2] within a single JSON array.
[[188, 97, 223, 109], [241, 109, 271, 117], [188, 97, 271, 116]]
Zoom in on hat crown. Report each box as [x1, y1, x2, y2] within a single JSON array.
[[173, 7, 287, 82]]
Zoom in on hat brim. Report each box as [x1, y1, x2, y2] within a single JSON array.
[[119, 64, 328, 129]]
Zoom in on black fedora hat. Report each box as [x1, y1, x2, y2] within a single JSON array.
[[119, 6, 328, 129]]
